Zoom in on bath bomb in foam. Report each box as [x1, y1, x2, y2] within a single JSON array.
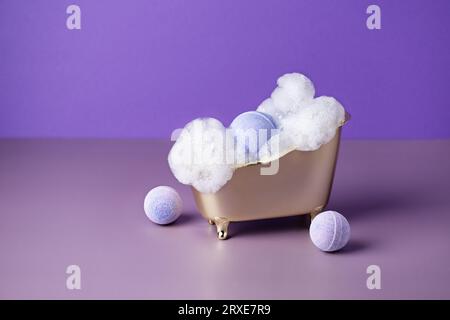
[[144, 186, 182, 225], [309, 211, 350, 252], [230, 111, 277, 163]]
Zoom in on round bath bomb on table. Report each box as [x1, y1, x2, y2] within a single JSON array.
[[230, 111, 277, 162], [309, 211, 350, 252], [144, 186, 182, 225]]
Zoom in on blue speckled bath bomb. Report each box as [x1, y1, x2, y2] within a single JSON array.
[[309, 211, 350, 252], [144, 186, 182, 225], [230, 111, 277, 160]]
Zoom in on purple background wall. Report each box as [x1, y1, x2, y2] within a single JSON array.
[[0, 0, 449, 139]]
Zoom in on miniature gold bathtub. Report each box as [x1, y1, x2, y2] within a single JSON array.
[[192, 115, 349, 239]]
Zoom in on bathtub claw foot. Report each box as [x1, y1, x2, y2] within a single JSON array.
[[214, 217, 229, 240], [309, 206, 324, 224], [218, 230, 227, 240], [208, 219, 215, 225]]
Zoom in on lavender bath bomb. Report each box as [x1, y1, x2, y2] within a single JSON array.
[[144, 186, 182, 225], [230, 111, 277, 162], [309, 211, 350, 252]]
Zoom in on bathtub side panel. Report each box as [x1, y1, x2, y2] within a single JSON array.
[[193, 129, 342, 222]]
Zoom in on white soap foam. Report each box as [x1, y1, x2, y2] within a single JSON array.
[[279, 96, 345, 151], [257, 73, 315, 125], [168, 73, 346, 193], [168, 118, 235, 193]]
